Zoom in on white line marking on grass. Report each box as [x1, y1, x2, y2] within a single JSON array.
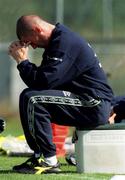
[[50, 174, 108, 180], [110, 175, 125, 180]]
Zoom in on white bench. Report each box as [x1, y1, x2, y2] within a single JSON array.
[[75, 123, 125, 173]]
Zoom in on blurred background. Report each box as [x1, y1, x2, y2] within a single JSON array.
[[0, 0, 125, 118]]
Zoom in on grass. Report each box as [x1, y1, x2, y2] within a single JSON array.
[[0, 117, 114, 180], [0, 156, 113, 180]]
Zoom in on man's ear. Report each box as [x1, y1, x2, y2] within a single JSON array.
[[34, 26, 42, 33]]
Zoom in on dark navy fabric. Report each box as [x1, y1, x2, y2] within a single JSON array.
[[17, 23, 113, 101], [17, 23, 113, 157], [111, 96, 125, 123], [19, 88, 111, 157]]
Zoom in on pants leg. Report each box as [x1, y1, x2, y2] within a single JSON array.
[[19, 88, 111, 158]]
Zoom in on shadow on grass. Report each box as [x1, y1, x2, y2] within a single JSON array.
[[60, 163, 72, 166], [0, 163, 77, 174], [0, 169, 15, 174], [0, 169, 77, 174]]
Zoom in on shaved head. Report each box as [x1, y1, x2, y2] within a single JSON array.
[[16, 14, 55, 48], [16, 15, 43, 40]]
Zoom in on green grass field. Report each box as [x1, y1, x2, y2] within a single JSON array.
[[0, 156, 113, 180], [0, 117, 114, 180]]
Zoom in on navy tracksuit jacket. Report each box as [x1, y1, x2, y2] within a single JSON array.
[[17, 23, 113, 157]]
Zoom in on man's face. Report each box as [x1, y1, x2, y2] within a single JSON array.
[[20, 32, 44, 49], [20, 37, 39, 49]]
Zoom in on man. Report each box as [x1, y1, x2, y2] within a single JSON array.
[[8, 15, 113, 174]]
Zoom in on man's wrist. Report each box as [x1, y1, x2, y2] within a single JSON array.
[[17, 59, 27, 65]]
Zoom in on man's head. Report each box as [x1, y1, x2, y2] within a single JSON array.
[[16, 15, 55, 48]]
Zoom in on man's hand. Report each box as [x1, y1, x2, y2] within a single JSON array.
[[8, 41, 29, 64], [0, 118, 6, 133], [108, 109, 116, 124]]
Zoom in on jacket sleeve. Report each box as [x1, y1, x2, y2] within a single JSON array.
[[17, 51, 79, 90]]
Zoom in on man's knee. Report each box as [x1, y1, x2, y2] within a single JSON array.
[[19, 88, 31, 103]]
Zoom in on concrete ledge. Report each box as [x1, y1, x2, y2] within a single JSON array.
[[75, 123, 125, 174], [77, 123, 125, 130]]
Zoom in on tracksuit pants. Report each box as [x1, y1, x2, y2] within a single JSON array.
[[19, 88, 111, 158]]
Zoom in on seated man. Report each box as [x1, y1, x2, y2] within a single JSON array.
[[8, 14, 113, 174]]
